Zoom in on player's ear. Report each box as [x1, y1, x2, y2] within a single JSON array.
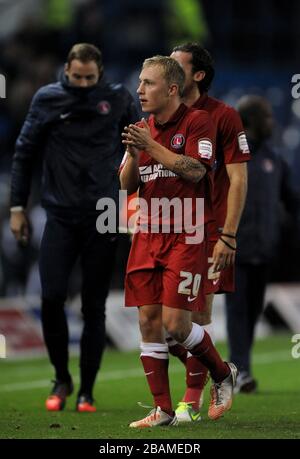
[[64, 63, 69, 75], [193, 70, 206, 83], [168, 84, 178, 96]]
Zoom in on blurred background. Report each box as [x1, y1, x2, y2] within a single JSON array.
[[0, 0, 300, 356]]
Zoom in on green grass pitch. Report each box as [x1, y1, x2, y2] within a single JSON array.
[[0, 334, 299, 439]]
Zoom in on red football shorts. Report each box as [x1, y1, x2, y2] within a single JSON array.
[[203, 240, 235, 295], [125, 232, 206, 311]]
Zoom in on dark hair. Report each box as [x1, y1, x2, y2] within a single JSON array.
[[172, 42, 215, 92], [236, 95, 272, 128], [67, 43, 103, 72], [143, 55, 185, 97]]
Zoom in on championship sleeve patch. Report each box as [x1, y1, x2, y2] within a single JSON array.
[[238, 132, 250, 154], [198, 139, 213, 159]]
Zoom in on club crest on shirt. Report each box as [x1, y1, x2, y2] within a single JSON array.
[[171, 133, 185, 149], [97, 100, 111, 115]]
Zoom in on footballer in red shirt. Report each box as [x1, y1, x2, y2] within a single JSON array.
[[123, 103, 215, 311], [120, 56, 238, 427], [194, 93, 251, 293], [169, 43, 250, 421]]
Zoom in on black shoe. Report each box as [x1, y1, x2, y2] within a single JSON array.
[[234, 372, 257, 394], [76, 394, 97, 412], [46, 379, 74, 411], [239, 378, 257, 393]]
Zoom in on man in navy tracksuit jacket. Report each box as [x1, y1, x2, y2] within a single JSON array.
[[10, 43, 138, 412]]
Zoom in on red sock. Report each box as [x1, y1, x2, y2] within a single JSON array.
[[183, 356, 209, 411], [168, 342, 187, 365], [140, 356, 173, 416], [189, 331, 229, 383]]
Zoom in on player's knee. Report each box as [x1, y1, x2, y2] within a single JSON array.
[[81, 303, 105, 322], [192, 312, 212, 326], [163, 317, 186, 344], [41, 297, 66, 330], [139, 312, 161, 338]]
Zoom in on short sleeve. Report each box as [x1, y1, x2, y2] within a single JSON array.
[[185, 110, 216, 169], [220, 107, 251, 164]]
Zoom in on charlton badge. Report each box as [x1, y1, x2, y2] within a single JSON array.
[[97, 100, 111, 115], [171, 133, 185, 149]]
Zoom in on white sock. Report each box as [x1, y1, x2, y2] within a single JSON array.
[[182, 323, 204, 350], [140, 342, 169, 359], [203, 323, 215, 344]]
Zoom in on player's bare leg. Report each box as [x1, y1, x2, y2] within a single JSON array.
[[193, 293, 214, 326], [129, 304, 174, 428], [167, 294, 214, 421], [162, 304, 237, 423]]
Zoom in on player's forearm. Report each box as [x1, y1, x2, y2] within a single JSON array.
[[223, 172, 248, 234], [146, 142, 206, 183], [120, 155, 140, 194]]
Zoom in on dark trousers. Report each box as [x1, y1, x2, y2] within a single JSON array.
[[39, 210, 117, 392], [225, 263, 269, 375]]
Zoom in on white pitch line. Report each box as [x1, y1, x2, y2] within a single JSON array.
[[0, 350, 294, 392]]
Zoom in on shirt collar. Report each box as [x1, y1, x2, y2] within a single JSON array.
[[153, 103, 188, 128], [192, 92, 208, 109], [60, 70, 107, 95]]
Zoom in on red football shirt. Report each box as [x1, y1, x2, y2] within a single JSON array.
[[121, 103, 216, 233], [193, 93, 251, 238]]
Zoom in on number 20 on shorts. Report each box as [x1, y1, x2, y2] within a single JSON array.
[[178, 271, 201, 297]]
